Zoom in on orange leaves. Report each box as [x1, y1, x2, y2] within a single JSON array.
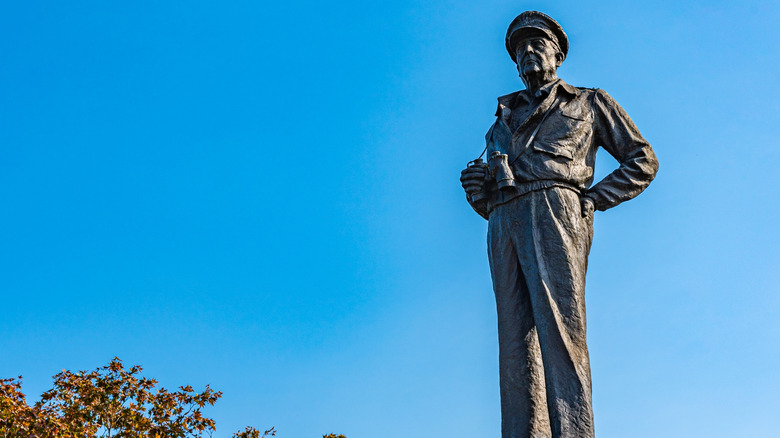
[[233, 426, 276, 438], [1, 358, 246, 438], [0, 376, 71, 437], [1, 359, 340, 437]]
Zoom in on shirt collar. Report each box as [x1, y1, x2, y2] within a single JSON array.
[[495, 79, 580, 119], [503, 79, 580, 107]]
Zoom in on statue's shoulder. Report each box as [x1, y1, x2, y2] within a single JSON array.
[[494, 90, 524, 117], [576, 87, 613, 98], [570, 87, 612, 106], [496, 90, 523, 105], [583, 88, 625, 108], [573, 86, 599, 97]]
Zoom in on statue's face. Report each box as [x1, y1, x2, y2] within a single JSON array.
[[514, 36, 562, 81]]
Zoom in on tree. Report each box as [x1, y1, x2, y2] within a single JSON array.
[[0, 358, 278, 438], [0, 376, 65, 437]]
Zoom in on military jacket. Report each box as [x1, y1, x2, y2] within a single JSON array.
[[470, 79, 658, 219]]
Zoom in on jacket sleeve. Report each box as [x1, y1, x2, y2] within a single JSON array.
[[462, 119, 501, 221], [466, 193, 489, 220], [585, 89, 659, 211]]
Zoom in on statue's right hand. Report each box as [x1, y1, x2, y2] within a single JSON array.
[[460, 164, 488, 195]]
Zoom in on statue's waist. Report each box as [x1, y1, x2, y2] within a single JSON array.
[[487, 180, 582, 212]]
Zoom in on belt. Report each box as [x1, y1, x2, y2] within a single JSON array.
[[487, 180, 582, 213]]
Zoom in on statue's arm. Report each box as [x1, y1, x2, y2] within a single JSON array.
[[460, 118, 501, 221], [585, 89, 659, 211], [461, 165, 490, 220]]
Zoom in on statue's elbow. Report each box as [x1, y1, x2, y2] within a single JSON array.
[[644, 147, 659, 182]]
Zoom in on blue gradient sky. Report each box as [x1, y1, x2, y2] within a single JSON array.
[[1, 1, 779, 437]]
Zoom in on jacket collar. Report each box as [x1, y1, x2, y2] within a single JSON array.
[[495, 79, 580, 115]]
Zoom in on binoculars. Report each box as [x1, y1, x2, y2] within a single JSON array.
[[466, 151, 517, 202], [488, 151, 517, 191]]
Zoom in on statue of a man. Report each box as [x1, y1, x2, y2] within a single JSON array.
[[460, 11, 658, 438]]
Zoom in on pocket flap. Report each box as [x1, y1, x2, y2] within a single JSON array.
[[560, 108, 587, 121], [533, 141, 574, 160]]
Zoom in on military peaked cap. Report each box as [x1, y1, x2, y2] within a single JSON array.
[[505, 11, 568, 63]]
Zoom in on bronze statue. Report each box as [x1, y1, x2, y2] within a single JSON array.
[[460, 11, 659, 438]]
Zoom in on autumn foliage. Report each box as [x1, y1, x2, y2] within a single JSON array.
[[0, 358, 287, 437]]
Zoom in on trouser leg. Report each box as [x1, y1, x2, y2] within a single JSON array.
[[517, 188, 594, 438], [488, 201, 550, 438], [488, 187, 594, 438]]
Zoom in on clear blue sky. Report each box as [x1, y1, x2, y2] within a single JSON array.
[[1, 0, 779, 437]]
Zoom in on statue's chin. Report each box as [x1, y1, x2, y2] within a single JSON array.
[[521, 70, 544, 85], [522, 64, 542, 77], [522, 67, 556, 87]]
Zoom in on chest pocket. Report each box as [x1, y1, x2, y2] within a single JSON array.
[[532, 102, 590, 160]]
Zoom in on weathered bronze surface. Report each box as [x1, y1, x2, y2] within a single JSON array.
[[460, 11, 659, 438]]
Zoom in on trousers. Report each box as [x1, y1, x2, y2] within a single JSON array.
[[487, 187, 594, 438]]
